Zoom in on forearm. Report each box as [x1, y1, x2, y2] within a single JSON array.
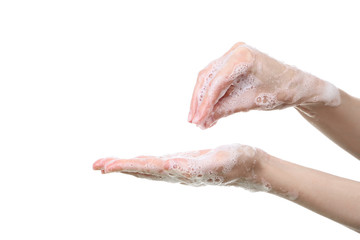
[[256, 154, 360, 232], [295, 90, 360, 159]]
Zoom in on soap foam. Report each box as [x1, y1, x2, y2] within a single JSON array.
[[198, 53, 233, 104], [255, 93, 282, 110], [145, 144, 271, 193]]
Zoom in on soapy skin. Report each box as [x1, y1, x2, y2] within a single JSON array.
[[93, 144, 270, 191], [188, 42, 341, 129]]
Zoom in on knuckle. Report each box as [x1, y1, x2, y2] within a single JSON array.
[[197, 69, 206, 80], [233, 47, 253, 63], [231, 42, 246, 50], [233, 41, 245, 47]]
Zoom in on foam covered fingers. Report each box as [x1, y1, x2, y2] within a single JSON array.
[[188, 44, 241, 123], [191, 70, 233, 124], [188, 65, 213, 122], [190, 44, 254, 126], [190, 58, 232, 124], [200, 87, 259, 129]]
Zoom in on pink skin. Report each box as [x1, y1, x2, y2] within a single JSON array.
[[188, 42, 340, 129], [93, 144, 267, 187]]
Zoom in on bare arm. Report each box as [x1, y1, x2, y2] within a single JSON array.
[[259, 154, 360, 232], [296, 90, 360, 159]]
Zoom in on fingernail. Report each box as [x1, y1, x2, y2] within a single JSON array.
[[93, 162, 99, 170], [188, 111, 193, 122], [93, 159, 102, 170], [192, 112, 202, 124]]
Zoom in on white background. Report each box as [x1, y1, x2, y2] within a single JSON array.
[[1, 0, 359, 239]]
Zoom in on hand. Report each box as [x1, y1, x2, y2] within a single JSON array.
[[93, 143, 270, 190], [188, 42, 341, 129]]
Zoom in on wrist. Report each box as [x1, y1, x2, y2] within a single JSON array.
[[297, 75, 341, 107], [278, 65, 341, 107], [237, 149, 273, 192], [255, 153, 299, 200]]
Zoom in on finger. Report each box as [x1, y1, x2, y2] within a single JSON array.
[[188, 42, 246, 123], [191, 68, 233, 125], [188, 64, 213, 122], [122, 169, 190, 184], [111, 157, 193, 183], [134, 155, 156, 159], [204, 87, 237, 128], [104, 157, 165, 174], [197, 149, 211, 156], [201, 88, 258, 129], [197, 85, 235, 129], [162, 149, 211, 159], [192, 49, 253, 125], [106, 157, 193, 184], [121, 171, 165, 181], [93, 157, 118, 170]]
